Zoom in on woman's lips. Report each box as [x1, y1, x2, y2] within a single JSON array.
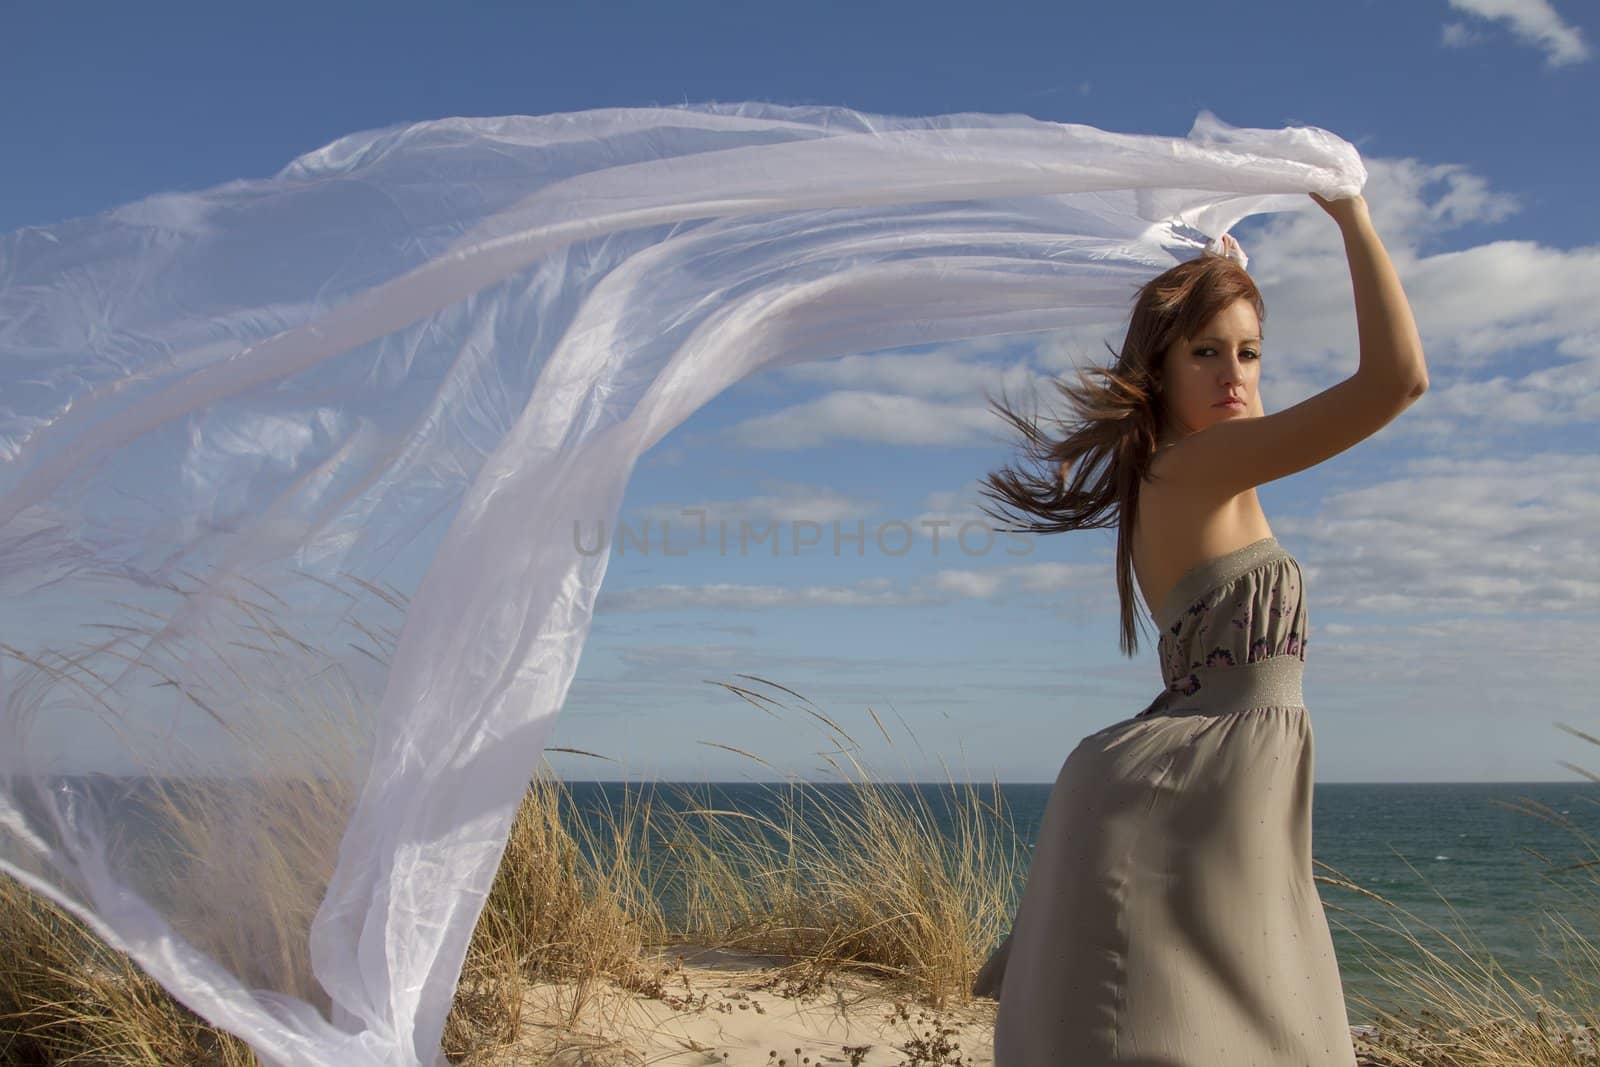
[[1217, 399, 1245, 409]]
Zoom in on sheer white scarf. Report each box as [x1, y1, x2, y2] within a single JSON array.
[[0, 102, 1364, 1066]]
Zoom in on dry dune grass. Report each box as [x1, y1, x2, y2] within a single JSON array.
[[1, 580, 1597, 1065]]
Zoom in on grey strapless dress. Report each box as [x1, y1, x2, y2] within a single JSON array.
[[973, 536, 1356, 1066]]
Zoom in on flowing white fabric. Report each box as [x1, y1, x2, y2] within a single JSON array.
[[0, 102, 1366, 1066]]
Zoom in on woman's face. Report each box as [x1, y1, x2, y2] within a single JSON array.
[[1154, 297, 1263, 443]]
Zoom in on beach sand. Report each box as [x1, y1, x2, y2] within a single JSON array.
[[503, 942, 1417, 1066], [511, 941, 996, 1066]]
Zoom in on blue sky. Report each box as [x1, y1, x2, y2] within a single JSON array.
[[3, 1, 1596, 783]]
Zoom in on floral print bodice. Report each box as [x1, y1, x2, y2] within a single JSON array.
[[1156, 540, 1308, 697]]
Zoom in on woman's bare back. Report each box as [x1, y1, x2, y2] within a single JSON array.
[[1131, 464, 1275, 621]]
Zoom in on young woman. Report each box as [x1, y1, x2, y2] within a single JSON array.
[[971, 192, 1427, 1065]]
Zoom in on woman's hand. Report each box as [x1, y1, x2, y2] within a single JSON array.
[[1309, 191, 1370, 229]]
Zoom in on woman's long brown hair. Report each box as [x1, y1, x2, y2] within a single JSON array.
[[976, 253, 1264, 657]]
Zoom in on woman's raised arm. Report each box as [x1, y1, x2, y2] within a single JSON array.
[[1311, 192, 1429, 395]]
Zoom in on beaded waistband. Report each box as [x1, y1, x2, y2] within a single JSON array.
[[1134, 654, 1306, 719]]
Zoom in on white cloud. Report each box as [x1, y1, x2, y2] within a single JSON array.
[[1276, 451, 1600, 618], [595, 559, 1100, 614], [1441, 21, 1486, 47], [724, 389, 1015, 449], [1405, 242, 1600, 361], [930, 569, 1008, 599], [774, 338, 1035, 399], [629, 480, 876, 527], [1445, 0, 1590, 66], [596, 579, 932, 613]]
